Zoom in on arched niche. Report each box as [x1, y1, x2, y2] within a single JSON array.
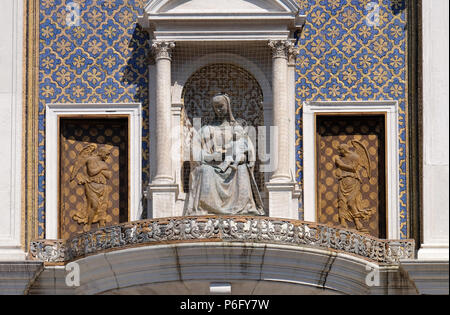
[[144, 0, 305, 219], [182, 63, 264, 128], [180, 62, 266, 195], [172, 52, 272, 107]]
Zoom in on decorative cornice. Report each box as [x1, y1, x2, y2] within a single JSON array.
[[29, 216, 415, 264], [268, 40, 297, 60], [151, 40, 175, 61]]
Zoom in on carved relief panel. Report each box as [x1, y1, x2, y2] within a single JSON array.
[[59, 118, 129, 239], [316, 115, 386, 238]]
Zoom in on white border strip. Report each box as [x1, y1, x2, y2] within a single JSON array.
[[0, 0, 25, 260], [45, 103, 142, 239], [303, 101, 399, 239]]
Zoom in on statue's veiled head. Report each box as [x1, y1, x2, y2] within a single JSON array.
[[212, 93, 236, 123]]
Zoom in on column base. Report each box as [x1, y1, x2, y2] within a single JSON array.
[[266, 181, 301, 220], [152, 175, 175, 185], [0, 247, 27, 261], [148, 183, 179, 218], [417, 244, 449, 261]]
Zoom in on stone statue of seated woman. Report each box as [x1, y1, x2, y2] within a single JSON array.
[[183, 93, 265, 216]]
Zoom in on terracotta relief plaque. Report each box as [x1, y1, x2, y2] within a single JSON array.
[[59, 118, 128, 239], [316, 115, 386, 238]]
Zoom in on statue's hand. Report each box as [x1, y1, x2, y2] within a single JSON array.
[[77, 173, 87, 185], [212, 151, 222, 161], [247, 161, 255, 169], [203, 150, 221, 162]]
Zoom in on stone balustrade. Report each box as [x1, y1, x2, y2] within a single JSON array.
[[29, 216, 415, 264]]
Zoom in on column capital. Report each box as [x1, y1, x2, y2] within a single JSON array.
[[288, 45, 300, 65], [268, 40, 297, 60], [152, 41, 176, 61]]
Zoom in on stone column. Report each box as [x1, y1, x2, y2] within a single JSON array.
[[268, 40, 292, 181], [152, 40, 175, 184], [148, 41, 179, 218], [266, 40, 301, 220]]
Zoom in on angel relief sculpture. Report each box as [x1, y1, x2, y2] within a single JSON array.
[[70, 144, 112, 229], [333, 140, 376, 234]]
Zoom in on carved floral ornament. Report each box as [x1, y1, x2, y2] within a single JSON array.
[[151, 40, 300, 62], [267, 40, 299, 61], [151, 40, 176, 61], [30, 216, 414, 264]]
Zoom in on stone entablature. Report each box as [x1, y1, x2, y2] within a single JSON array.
[[29, 216, 414, 264]]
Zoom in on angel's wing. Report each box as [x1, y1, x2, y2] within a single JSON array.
[[70, 144, 97, 181], [351, 140, 371, 179]]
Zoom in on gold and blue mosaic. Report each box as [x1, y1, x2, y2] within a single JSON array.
[[38, 0, 150, 238], [295, 0, 408, 238], [38, 0, 409, 239]]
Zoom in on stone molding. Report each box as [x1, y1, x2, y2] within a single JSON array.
[[400, 260, 449, 295], [29, 216, 414, 264], [0, 262, 43, 295], [0, 0, 24, 258], [27, 243, 418, 295]]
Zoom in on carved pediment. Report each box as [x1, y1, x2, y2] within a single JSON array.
[[144, 0, 298, 15], [139, 0, 305, 41]]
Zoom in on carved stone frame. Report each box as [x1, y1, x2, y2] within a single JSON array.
[[45, 103, 142, 239], [303, 101, 400, 239]]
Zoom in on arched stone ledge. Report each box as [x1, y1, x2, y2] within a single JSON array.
[[27, 243, 418, 295], [29, 216, 414, 265]]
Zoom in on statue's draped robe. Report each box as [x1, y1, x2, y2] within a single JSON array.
[[336, 168, 362, 222], [185, 123, 264, 216], [335, 154, 372, 222], [73, 157, 112, 225]]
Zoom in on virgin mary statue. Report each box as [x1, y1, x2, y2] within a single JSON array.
[[184, 93, 265, 216]]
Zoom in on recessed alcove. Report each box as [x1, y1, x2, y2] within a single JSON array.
[[141, 0, 305, 219], [45, 103, 142, 239], [58, 117, 129, 239], [303, 101, 400, 239]]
